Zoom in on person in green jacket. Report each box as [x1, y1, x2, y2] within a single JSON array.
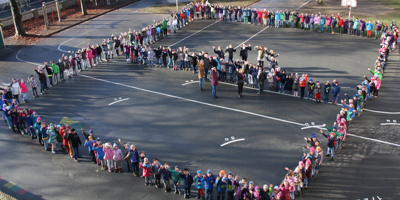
[[353, 17, 360, 35], [168, 166, 182, 194], [33, 117, 43, 145], [162, 18, 168, 37], [50, 61, 60, 84], [279, 11, 285, 26], [356, 90, 364, 116], [368, 67, 382, 80]]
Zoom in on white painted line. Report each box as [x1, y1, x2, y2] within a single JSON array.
[[16, 50, 42, 66], [182, 81, 200, 86], [169, 21, 220, 47], [221, 138, 245, 147], [380, 123, 400, 126], [340, 86, 351, 89], [234, 26, 269, 49], [109, 98, 130, 105], [300, 125, 326, 130], [347, 133, 400, 147], [80, 74, 306, 126], [363, 109, 400, 115], [295, 0, 312, 11]]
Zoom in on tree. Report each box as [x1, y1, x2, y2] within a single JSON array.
[[80, 0, 87, 15], [9, 0, 25, 36]]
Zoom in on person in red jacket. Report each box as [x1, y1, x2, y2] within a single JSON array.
[[278, 180, 293, 200], [299, 74, 308, 99], [338, 14, 344, 34]]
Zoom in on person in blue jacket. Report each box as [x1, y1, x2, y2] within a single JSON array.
[[323, 80, 331, 103], [193, 170, 205, 199], [331, 81, 340, 105], [201, 169, 215, 200], [216, 170, 227, 200], [84, 136, 97, 163]]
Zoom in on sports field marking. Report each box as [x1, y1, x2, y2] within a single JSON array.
[[109, 98, 130, 105], [300, 125, 326, 130], [169, 20, 220, 47], [347, 133, 400, 147], [380, 123, 400, 126], [295, 0, 312, 11], [80, 74, 306, 126], [234, 26, 269, 49], [221, 138, 245, 147], [16, 50, 42, 66], [363, 109, 400, 115]]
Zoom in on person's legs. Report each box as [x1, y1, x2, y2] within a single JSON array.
[[212, 85, 217, 98], [199, 78, 203, 90], [43, 140, 48, 150]]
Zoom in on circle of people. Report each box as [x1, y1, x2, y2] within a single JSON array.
[[1, 1, 399, 200]]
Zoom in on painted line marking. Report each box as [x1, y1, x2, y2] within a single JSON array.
[[15, 52, 400, 148], [80, 74, 306, 126], [347, 133, 400, 147], [295, 0, 312, 11], [234, 26, 269, 49], [16, 50, 42, 66], [182, 80, 199, 86], [74, 41, 88, 48], [380, 123, 400, 126], [221, 138, 245, 147], [301, 125, 326, 130], [109, 98, 129, 105], [169, 20, 220, 47], [363, 109, 400, 115]]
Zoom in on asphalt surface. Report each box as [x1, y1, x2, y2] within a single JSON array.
[[1, 0, 400, 199]]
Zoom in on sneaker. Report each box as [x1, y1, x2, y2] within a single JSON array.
[[52, 151, 56, 154]]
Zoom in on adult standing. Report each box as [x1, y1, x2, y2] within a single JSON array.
[[239, 43, 251, 61], [67, 128, 82, 162], [257, 66, 266, 94], [225, 44, 236, 62], [236, 68, 245, 98], [203, 53, 211, 81], [198, 59, 205, 91], [34, 67, 47, 95], [211, 67, 218, 98]]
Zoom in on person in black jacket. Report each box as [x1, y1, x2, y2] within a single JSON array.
[[212, 46, 224, 59], [187, 53, 198, 73], [257, 66, 266, 94], [34, 68, 47, 94], [67, 128, 82, 162], [236, 68, 245, 98], [225, 44, 236, 62], [44, 62, 54, 87], [179, 169, 194, 199], [239, 43, 251, 61]]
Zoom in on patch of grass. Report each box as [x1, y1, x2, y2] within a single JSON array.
[[141, 0, 260, 14], [363, 0, 400, 23]]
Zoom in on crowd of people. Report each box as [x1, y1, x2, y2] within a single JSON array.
[[1, 0, 399, 199]]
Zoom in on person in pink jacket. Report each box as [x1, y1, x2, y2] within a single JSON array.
[[19, 79, 29, 103], [86, 47, 94, 68], [140, 157, 152, 186], [103, 143, 114, 172], [374, 76, 381, 97], [112, 143, 124, 173], [326, 15, 332, 33], [314, 14, 320, 32]]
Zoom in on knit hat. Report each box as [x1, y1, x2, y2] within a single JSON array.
[[249, 181, 254, 185], [330, 132, 335, 137], [311, 134, 316, 139], [299, 161, 304, 166], [306, 159, 311, 165], [219, 170, 225, 175], [310, 146, 315, 152], [255, 186, 260, 191], [37, 117, 41, 122], [310, 79, 313, 82], [89, 129, 93, 133], [273, 186, 279, 190], [332, 126, 337, 130], [207, 169, 212, 175], [113, 143, 118, 148], [97, 137, 101, 141], [316, 146, 322, 151], [197, 170, 202, 174], [228, 172, 233, 176]]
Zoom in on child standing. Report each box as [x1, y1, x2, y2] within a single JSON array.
[[152, 158, 162, 188], [113, 143, 123, 173], [104, 143, 114, 172], [84, 136, 97, 163], [179, 168, 194, 198], [216, 170, 227, 200], [202, 169, 215, 200], [307, 79, 315, 100], [27, 75, 39, 98], [160, 163, 172, 192], [19, 79, 28, 103], [140, 157, 152, 186], [169, 166, 182, 194], [194, 170, 205, 199], [324, 80, 331, 102], [314, 81, 321, 103], [320, 129, 338, 161], [47, 124, 58, 154]]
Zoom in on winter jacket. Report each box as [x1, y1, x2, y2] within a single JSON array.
[[216, 177, 227, 192], [211, 70, 218, 86], [67, 133, 81, 147], [103, 147, 113, 160], [332, 84, 340, 96], [194, 176, 205, 189], [140, 163, 152, 177], [113, 148, 123, 161], [179, 174, 194, 188], [159, 168, 171, 181], [299, 75, 307, 87], [307, 82, 315, 92], [168, 169, 181, 182], [324, 83, 331, 94], [84, 140, 97, 151], [201, 175, 215, 190]]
